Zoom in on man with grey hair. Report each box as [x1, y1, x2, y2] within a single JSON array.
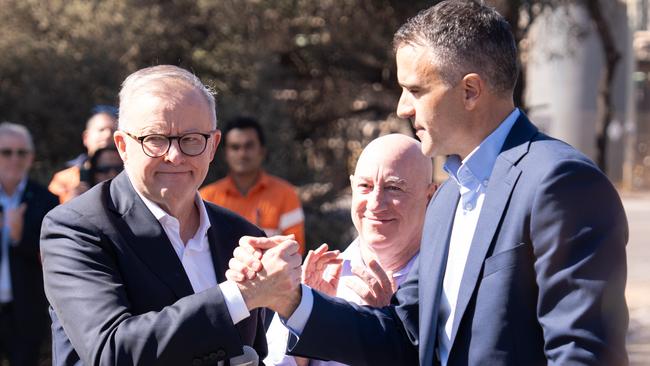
[[0, 122, 58, 366], [228, 1, 628, 365], [41, 65, 300, 365]]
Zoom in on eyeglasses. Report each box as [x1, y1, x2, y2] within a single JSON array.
[[94, 165, 123, 174], [123, 131, 216, 158], [0, 148, 31, 158]]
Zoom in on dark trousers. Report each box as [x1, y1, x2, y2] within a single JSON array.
[[0, 303, 42, 366]]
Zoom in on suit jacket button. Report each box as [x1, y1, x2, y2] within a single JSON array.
[[192, 358, 202, 366], [216, 349, 226, 359], [209, 352, 219, 361]]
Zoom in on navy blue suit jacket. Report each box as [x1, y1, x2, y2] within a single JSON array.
[[41, 173, 267, 365], [291, 115, 628, 365]]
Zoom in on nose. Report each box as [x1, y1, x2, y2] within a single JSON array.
[[163, 139, 185, 164], [366, 188, 387, 212], [396, 91, 415, 119]]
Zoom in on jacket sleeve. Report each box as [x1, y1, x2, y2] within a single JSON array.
[[530, 159, 628, 365], [289, 259, 420, 365], [41, 206, 249, 366]]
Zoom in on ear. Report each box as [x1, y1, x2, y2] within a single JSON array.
[[113, 131, 128, 161], [81, 130, 89, 148], [24, 151, 35, 171], [208, 130, 221, 161], [461, 73, 482, 110], [426, 182, 438, 201]]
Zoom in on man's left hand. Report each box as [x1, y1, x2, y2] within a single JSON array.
[[344, 259, 396, 307], [302, 243, 342, 297]]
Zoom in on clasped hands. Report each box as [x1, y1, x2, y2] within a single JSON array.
[[226, 235, 397, 318]]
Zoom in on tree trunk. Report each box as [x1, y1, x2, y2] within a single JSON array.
[[584, 0, 621, 173]]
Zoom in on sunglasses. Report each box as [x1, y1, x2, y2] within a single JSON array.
[[94, 165, 123, 174], [0, 149, 31, 158]]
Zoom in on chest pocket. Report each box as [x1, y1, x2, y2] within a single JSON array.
[[483, 243, 530, 278]]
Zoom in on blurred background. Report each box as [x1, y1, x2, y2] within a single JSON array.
[[0, 0, 648, 364]]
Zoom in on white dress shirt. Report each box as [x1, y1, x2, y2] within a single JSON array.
[[130, 175, 249, 324], [436, 108, 519, 365], [265, 238, 418, 366]]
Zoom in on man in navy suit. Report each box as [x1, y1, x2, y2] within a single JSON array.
[[227, 1, 629, 365], [41, 65, 302, 365], [0, 122, 58, 366]]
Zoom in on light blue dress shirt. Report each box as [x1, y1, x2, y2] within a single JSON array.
[[436, 108, 520, 365], [0, 177, 28, 303]]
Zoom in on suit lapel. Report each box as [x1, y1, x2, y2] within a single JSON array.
[[419, 180, 459, 366], [107, 172, 194, 299], [206, 211, 229, 284], [448, 115, 538, 349]]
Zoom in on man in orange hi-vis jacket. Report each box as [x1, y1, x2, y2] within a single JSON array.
[[200, 116, 305, 254]]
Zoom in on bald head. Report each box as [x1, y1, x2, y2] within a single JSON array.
[[350, 133, 434, 272], [355, 134, 432, 187]]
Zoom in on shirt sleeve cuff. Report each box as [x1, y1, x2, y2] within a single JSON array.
[[219, 280, 250, 325], [280, 284, 313, 351]]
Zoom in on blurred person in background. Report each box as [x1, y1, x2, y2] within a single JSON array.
[[48, 105, 117, 203], [0, 122, 58, 366], [72, 146, 123, 194], [88, 147, 123, 185], [263, 134, 436, 366], [200, 116, 305, 253]]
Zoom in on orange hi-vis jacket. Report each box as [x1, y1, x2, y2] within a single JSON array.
[[48, 166, 80, 204], [200, 171, 305, 254]]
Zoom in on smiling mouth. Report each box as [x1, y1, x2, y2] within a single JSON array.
[[364, 216, 395, 223], [157, 171, 191, 175]]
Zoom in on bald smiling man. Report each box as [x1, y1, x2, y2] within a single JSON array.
[[262, 134, 436, 366]]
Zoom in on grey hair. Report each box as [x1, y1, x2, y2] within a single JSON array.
[[393, 0, 519, 95], [0, 122, 34, 150], [118, 65, 217, 129]]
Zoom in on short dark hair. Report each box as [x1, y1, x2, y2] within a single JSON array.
[[393, 0, 518, 95], [222, 116, 266, 146], [91, 105, 119, 119]]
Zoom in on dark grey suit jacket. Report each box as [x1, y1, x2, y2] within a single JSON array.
[[291, 114, 629, 365], [41, 172, 267, 365]]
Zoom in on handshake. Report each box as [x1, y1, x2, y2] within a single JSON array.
[[225, 235, 310, 318], [226, 234, 398, 319]]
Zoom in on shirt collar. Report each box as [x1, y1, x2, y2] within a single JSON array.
[[225, 171, 268, 195], [444, 108, 520, 190], [129, 174, 212, 250], [0, 176, 28, 201], [341, 238, 419, 282]]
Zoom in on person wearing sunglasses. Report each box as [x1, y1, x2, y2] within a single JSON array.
[[0, 122, 58, 366], [61, 147, 124, 200], [87, 147, 123, 185], [41, 65, 289, 365]]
